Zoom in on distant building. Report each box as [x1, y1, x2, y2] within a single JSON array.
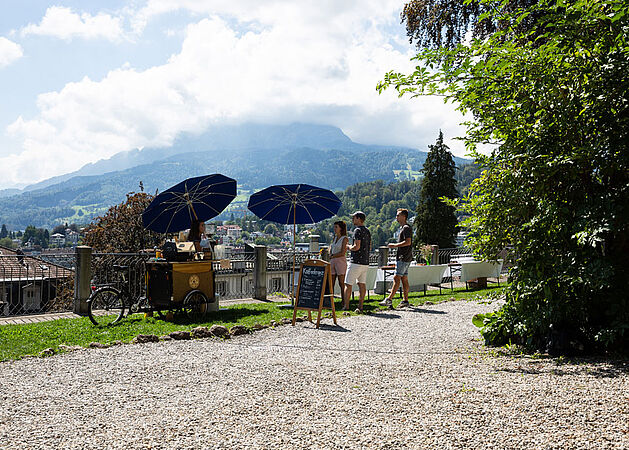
[[216, 225, 242, 240], [65, 230, 79, 247], [50, 233, 65, 247], [0, 245, 73, 316]]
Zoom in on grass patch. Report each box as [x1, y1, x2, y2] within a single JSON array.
[[0, 286, 505, 361]]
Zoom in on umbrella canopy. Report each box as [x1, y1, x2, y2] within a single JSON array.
[[142, 174, 237, 233], [247, 184, 341, 225]]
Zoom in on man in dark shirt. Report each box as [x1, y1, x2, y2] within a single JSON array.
[[344, 211, 371, 311], [381, 208, 413, 308]]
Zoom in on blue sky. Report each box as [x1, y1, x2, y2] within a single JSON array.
[[0, 1, 466, 190]]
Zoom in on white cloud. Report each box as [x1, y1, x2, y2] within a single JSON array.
[[0, 37, 23, 68], [3, 1, 467, 189], [21, 6, 125, 42]]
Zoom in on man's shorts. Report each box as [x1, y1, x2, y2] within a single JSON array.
[[395, 260, 412, 277], [345, 263, 369, 285]]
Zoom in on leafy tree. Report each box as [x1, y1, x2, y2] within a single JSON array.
[[0, 224, 7, 239], [0, 237, 14, 248], [455, 163, 482, 199], [414, 131, 459, 249], [264, 223, 278, 235], [83, 192, 162, 252], [380, 0, 629, 353], [52, 225, 66, 235], [402, 0, 540, 49], [254, 236, 281, 246], [21, 225, 49, 248]]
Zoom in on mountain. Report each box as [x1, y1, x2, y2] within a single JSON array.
[[16, 123, 358, 192], [0, 124, 471, 229]]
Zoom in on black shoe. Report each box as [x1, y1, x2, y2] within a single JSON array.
[[397, 300, 410, 308]]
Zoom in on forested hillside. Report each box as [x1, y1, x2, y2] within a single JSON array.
[[306, 179, 420, 248], [0, 146, 470, 229]]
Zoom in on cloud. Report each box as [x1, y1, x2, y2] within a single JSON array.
[[3, 1, 467, 189], [21, 6, 125, 42], [0, 37, 23, 68]]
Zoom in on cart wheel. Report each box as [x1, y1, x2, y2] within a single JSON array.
[[88, 287, 125, 326], [181, 290, 208, 320]]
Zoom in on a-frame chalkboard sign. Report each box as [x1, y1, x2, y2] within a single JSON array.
[[292, 259, 337, 328]]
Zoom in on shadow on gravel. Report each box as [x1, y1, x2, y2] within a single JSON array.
[[496, 358, 629, 379], [317, 323, 351, 332], [402, 307, 448, 315], [368, 312, 402, 319]]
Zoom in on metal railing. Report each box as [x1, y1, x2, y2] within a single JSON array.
[[90, 252, 152, 302], [437, 247, 475, 264], [0, 245, 516, 318], [0, 254, 75, 316]]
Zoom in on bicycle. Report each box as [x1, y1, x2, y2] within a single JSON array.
[[87, 264, 209, 326]]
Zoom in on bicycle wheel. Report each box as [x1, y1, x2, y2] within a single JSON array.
[[88, 287, 125, 326], [181, 290, 208, 320]]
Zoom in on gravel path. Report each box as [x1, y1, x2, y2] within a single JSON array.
[[1, 299, 628, 449]]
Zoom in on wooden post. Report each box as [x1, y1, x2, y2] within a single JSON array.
[[253, 245, 267, 301], [74, 245, 92, 315]]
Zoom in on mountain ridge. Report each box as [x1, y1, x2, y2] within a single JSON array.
[[0, 123, 471, 229]]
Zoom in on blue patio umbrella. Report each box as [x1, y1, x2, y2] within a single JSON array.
[[247, 184, 341, 225], [142, 174, 237, 233], [248, 184, 342, 301]]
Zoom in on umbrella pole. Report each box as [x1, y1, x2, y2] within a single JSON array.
[[291, 204, 296, 306]]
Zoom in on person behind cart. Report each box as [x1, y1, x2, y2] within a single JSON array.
[[188, 219, 211, 253]]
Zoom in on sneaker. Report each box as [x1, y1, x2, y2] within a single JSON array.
[[379, 298, 392, 307], [397, 300, 410, 308]]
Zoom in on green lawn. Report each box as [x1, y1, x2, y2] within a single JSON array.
[[0, 286, 504, 361]]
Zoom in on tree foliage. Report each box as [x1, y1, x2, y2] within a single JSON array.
[[402, 0, 539, 49], [415, 131, 459, 248], [83, 192, 162, 252], [22, 225, 49, 248], [0, 237, 14, 248], [380, 0, 629, 353]]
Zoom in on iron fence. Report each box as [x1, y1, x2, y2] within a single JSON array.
[[90, 252, 152, 301], [0, 245, 517, 318], [437, 247, 475, 264], [0, 253, 75, 317]]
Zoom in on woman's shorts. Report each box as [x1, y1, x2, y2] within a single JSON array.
[[345, 263, 369, 285], [330, 257, 347, 276]]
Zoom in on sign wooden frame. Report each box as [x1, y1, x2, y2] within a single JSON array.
[[292, 259, 337, 328]]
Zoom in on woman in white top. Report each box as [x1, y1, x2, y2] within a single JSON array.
[[329, 220, 349, 309]]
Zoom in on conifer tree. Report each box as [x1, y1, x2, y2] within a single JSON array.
[[414, 131, 458, 248]]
